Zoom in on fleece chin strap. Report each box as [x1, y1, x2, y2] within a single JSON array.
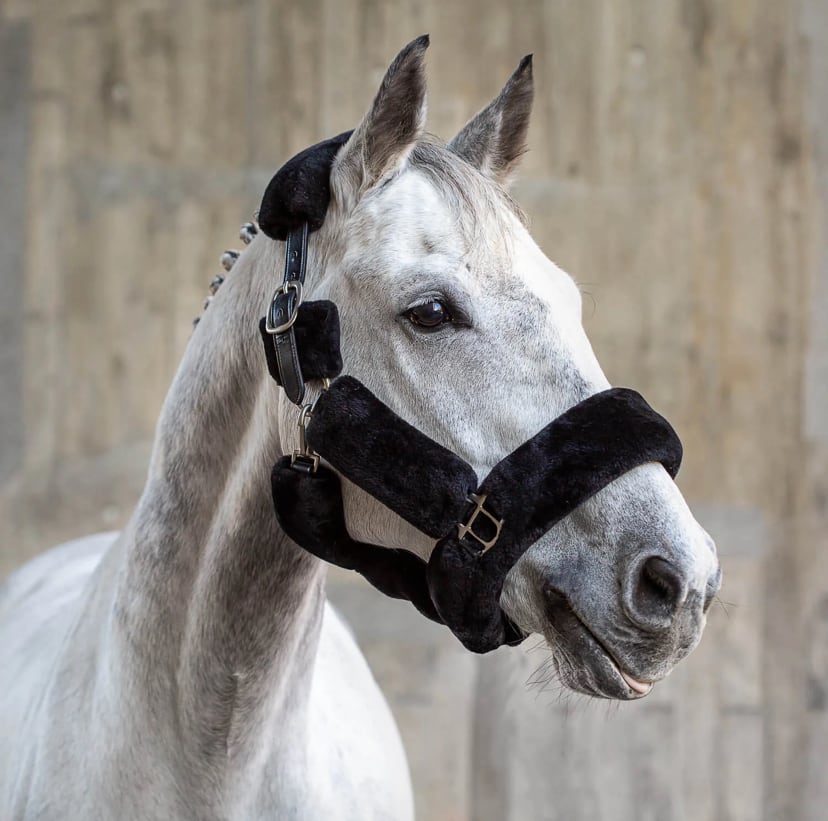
[[257, 132, 684, 654]]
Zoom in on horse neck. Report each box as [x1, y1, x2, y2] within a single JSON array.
[[111, 237, 326, 790]]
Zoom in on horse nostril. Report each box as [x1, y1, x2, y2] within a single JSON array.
[[625, 555, 689, 630]]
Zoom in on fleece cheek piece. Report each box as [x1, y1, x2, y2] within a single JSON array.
[[272, 377, 682, 654], [303, 376, 479, 537]]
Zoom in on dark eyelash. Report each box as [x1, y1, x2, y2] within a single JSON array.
[[406, 294, 448, 310], [399, 289, 472, 330]]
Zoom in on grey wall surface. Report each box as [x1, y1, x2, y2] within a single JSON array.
[[1, 2, 827, 819], [0, 12, 29, 482]]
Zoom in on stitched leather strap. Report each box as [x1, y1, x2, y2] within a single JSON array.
[[282, 223, 308, 283], [265, 224, 309, 405]]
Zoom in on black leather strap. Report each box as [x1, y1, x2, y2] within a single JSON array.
[[264, 224, 310, 405], [283, 223, 308, 284], [272, 325, 304, 404]]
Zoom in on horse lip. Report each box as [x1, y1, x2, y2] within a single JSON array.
[[619, 669, 653, 695], [543, 586, 653, 699]]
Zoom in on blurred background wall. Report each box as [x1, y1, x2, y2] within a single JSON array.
[[1, 1, 827, 819]]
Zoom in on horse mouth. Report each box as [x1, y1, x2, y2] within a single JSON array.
[[542, 588, 653, 700]]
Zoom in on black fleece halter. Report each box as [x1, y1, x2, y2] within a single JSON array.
[[258, 134, 683, 654]]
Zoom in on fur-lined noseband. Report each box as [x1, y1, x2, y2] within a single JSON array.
[[258, 134, 683, 654]]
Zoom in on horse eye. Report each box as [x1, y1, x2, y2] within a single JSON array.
[[406, 300, 452, 329]]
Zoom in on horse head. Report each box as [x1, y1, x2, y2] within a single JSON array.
[[255, 36, 721, 700]]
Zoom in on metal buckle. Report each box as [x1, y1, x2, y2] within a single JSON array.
[[291, 452, 319, 474], [265, 281, 303, 334], [290, 403, 320, 473], [457, 492, 504, 553]]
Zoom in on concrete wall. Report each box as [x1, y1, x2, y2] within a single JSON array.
[[1, 1, 826, 819]]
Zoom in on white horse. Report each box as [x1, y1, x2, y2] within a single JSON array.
[[0, 37, 720, 820]]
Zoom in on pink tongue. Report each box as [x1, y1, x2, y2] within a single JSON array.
[[620, 670, 653, 695]]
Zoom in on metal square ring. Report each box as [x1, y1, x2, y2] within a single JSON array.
[[457, 492, 504, 553]]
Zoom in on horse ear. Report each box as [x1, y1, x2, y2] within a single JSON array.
[[333, 35, 429, 198], [449, 55, 534, 186]]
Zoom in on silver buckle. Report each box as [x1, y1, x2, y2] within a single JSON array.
[[457, 492, 503, 553], [291, 403, 319, 473], [265, 281, 303, 334]]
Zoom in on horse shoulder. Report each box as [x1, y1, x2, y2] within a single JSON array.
[[0, 538, 412, 821]]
